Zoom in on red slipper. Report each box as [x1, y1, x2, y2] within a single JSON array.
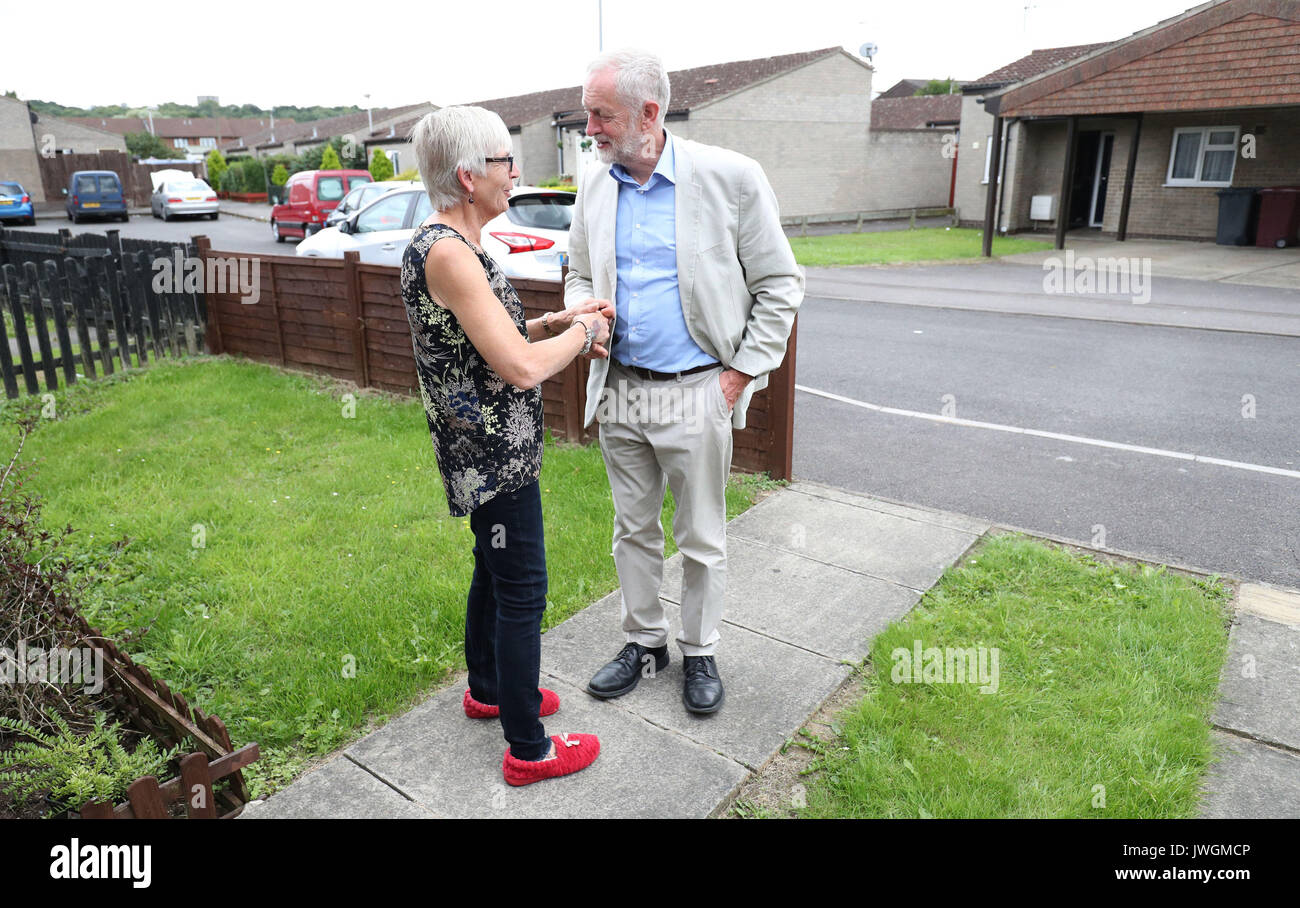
[[463, 688, 560, 719], [502, 733, 600, 786]]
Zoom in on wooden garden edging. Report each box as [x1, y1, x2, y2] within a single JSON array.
[[53, 601, 260, 819]]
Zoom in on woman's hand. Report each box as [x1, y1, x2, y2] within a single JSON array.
[[573, 312, 610, 347], [548, 298, 614, 333]]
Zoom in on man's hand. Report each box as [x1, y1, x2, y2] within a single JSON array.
[[718, 368, 753, 412], [574, 299, 614, 359]]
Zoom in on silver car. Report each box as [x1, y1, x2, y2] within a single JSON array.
[[151, 178, 219, 221], [324, 180, 416, 228]]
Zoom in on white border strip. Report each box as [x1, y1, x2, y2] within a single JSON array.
[[796, 384, 1300, 480]]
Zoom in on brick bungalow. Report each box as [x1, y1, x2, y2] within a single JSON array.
[[968, 0, 1300, 252]]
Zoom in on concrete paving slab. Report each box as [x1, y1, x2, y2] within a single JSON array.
[[1237, 583, 1300, 626], [661, 535, 920, 662], [345, 673, 747, 818], [724, 487, 980, 591], [1001, 237, 1300, 287], [539, 593, 852, 769], [1214, 613, 1300, 751], [1199, 731, 1300, 819], [240, 755, 441, 819], [786, 481, 992, 536]]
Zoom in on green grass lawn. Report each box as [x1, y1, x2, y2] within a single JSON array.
[[789, 534, 1232, 818], [1, 355, 776, 795], [789, 227, 1052, 266]]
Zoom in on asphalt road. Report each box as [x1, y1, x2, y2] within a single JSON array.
[[9, 211, 297, 257], [794, 265, 1300, 587]]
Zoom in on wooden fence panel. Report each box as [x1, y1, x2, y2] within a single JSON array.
[[0, 231, 209, 399], [196, 239, 797, 480]]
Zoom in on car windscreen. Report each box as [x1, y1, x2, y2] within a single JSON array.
[[0, 183, 22, 196], [506, 194, 574, 230], [317, 177, 345, 201]]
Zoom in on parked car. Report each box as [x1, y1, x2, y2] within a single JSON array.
[[151, 175, 219, 221], [295, 186, 573, 280], [0, 181, 35, 225], [324, 180, 417, 228], [64, 171, 128, 223], [270, 169, 373, 242]]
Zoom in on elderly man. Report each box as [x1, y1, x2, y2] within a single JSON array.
[[564, 48, 803, 715]]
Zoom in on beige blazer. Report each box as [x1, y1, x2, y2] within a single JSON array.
[[563, 130, 804, 430]]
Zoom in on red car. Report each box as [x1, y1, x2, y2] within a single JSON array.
[[271, 169, 372, 242]]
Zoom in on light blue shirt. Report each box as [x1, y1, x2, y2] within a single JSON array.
[[609, 131, 715, 372]]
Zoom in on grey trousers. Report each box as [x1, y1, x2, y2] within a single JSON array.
[[596, 359, 734, 657]]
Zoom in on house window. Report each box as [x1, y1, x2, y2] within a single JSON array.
[[1166, 126, 1239, 187], [199, 137, 216, 148], [172, 138, 187, 148]]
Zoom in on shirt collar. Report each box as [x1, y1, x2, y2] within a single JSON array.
[[609, 128, 675, 188]]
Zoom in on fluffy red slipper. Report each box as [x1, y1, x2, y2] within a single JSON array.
[[502, 733, 600, 786], [463, 688, 560, 719]]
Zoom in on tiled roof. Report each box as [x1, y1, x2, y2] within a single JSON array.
[[67, 116, 288, 139], [870, 94, 962, 129], [463, 46, 849, 128], [968, 43, 1110, 88], [223, 103, 434, 151]]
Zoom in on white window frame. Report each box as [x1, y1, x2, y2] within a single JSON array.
[[1165, 125, 1239, 187]]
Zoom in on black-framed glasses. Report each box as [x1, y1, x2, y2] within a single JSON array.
[[485, 155, 514, 169]]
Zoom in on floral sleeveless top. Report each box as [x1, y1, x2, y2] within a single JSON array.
[[401, 222, 543, 516]]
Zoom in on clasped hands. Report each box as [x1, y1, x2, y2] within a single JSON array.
[[548, 298, 615, 359]]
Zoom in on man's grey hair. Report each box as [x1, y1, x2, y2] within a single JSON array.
[[587, 48, 671, 127], [409, 106, 512, 211]]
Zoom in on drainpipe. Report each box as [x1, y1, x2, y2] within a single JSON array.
[[554, 119, 563, 176]]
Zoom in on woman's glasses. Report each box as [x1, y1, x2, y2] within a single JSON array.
[[485, 156, 514, 169]]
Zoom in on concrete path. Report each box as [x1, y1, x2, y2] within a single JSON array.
[[1199, 583, 1300, 818], [239, 478, 1299, 819], [242, 481, 989, 818], [1001, 235, 1300, 290]]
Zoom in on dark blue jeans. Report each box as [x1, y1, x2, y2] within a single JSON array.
[[465, 479, 550, 761]]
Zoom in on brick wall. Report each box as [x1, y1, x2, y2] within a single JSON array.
[[670, 52, 873, 217], [862, 129, 955, 211], [1001, 108, 1300, 239]]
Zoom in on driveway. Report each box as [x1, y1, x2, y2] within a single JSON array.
[[1000, 235, 1300, 289]]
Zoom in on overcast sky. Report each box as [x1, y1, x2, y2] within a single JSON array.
[[8, 0, 1199, 112]]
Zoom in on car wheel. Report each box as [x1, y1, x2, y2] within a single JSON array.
[[272, 220, 284, 243], [303, 223, 315, 238], [162, 208, 171, 222], [210, 212, 219, 220], [120, 212, 129, 222]]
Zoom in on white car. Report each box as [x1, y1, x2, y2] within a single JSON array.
[[295, 185, 573, 281], [150, 171, 219, 221]]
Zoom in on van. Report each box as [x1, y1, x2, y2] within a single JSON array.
[[270, 169, 372, 242], [65, 171, 129, 223]]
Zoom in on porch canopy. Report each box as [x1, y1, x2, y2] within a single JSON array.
[[981, 0, 1300, 254]]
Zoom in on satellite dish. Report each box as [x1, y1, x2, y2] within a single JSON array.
[[859, 42, 878, 60]]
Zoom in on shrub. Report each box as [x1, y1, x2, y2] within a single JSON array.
[[320, 144, 342, 171], [219, 168, 240, 194], [239, 158, 266, 193], [0, 416, 116, 735], [0, 710, 179, 815], [369, 148, 393, 182], [205, 149, 227, 191]]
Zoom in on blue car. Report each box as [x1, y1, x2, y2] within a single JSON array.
[[0, 181, 35, 225], [65, 170, 129, 223]]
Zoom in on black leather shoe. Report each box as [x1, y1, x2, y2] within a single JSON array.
[[682, 656, 724, 714], [586, 642, 669, 700]]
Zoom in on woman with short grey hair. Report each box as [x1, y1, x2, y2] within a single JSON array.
[[401, 105, 612, 786]]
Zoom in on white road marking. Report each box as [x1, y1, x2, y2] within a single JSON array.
[[796, 383, 1300, 480]]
